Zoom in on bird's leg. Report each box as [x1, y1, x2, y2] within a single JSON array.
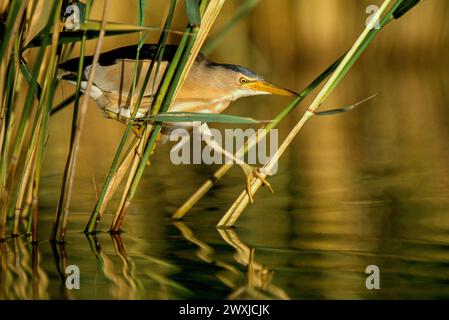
[[134, 148, 151, 166], [132, 125, 144, 138], [198, 123, 274, 203], [105, 109, 121, 121], [129, 124, 148, 165], [239, 163, 274, 204]]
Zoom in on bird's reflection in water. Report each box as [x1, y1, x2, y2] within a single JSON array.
[[218, 229, 290, 300], [86, 233, 190, 299], [173, 222, 290, 300], [0, 236, 49, 299]]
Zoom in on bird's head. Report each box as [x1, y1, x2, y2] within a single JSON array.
[[191, 57, 298, 101], [224, 65, 297, 96]]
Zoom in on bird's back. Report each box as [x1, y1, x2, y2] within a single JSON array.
[[60, 45, 179, 117], [58, 44, 180, 73], [59, 44, 234, 119]]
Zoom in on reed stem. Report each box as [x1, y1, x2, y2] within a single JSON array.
[[52, 1, 93, 240], [86, 0, 178, 233], [54, 0, 110, 242], [111, 0, 225, 232], [2, 1, 59, 233]]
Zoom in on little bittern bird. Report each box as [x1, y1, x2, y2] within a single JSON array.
[[59, 44, 297, 202]]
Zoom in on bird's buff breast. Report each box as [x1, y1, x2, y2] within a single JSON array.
[[94, 92, 232, 121]]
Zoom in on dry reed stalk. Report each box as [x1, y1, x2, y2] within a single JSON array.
[[53, 0, 110, 241], [110, 131, 151, 229], [98, 138, 141, 217]]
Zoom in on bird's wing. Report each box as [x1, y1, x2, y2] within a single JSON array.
[[96, 91, 154, 117], [58, 44, 178, 72], [84, 59, 169, 99], [58, 44, 177, 98]]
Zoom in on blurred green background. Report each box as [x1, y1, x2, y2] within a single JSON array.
[[2, 0, 449, 299]]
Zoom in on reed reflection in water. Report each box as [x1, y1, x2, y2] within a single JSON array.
[[1, 222, 292, 300]]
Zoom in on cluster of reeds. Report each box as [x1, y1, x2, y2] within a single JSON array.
[[0, 0, 230, 242], [174, 0, 423, 226], [0, 0, 423, 244]]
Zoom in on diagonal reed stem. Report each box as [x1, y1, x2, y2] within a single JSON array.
[[218, 0, 414, 227], [202, 0, 260, 55]]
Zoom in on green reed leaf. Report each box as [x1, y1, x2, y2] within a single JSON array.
[[23, 21, 185, 50], [144, 112, 264, 124], [0, 0, 23, 60], [138, 0, 149, 26], [185, 0, 201, 27], [23, 30, 135, 50], [314, 94, 377, 116], [393, 0, 422, 19], [203, 0, 260, 54]]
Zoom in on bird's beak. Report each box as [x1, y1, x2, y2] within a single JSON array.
[[244, 81, 298, 96]]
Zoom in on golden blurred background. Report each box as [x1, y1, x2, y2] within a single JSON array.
[[2, 0, 449, 299]]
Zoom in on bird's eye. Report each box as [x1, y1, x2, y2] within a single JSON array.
[[239, 77, 248, 84]]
